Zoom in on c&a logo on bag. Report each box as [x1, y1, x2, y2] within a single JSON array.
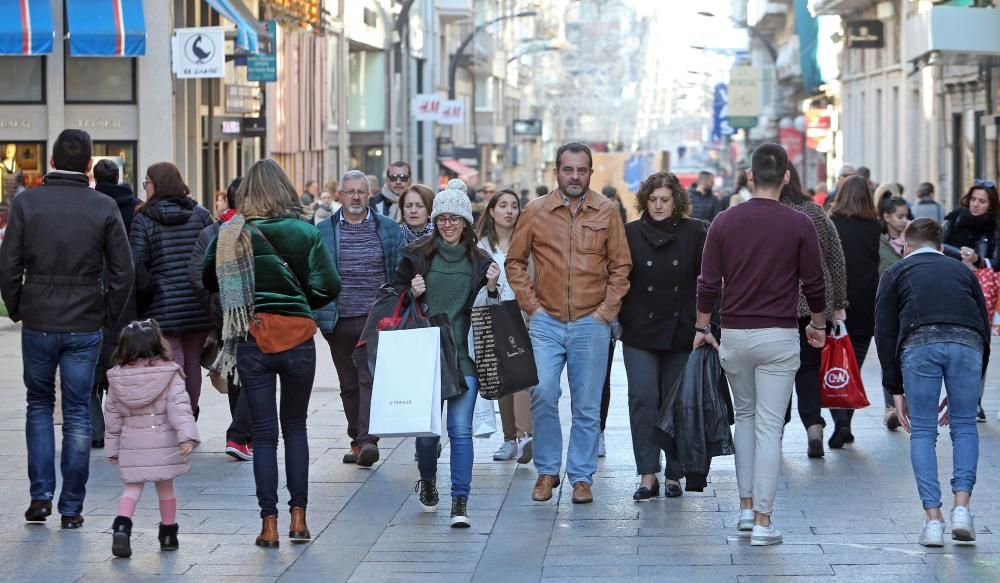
[[824, 367, 850, 391]]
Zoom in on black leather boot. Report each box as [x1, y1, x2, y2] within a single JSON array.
[[111, 516, 133, 558], [158, 523, 179, 551]]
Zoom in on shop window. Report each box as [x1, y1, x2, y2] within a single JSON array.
[[92, 142, 137, 191], [1, 141, 46, 200], [64, 57, 135, 104], [0, 57, 45, 103]]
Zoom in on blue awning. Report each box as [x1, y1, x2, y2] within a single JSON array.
[[66, 0, 146, 57], [204, 0, 268, 54], [0, 0, 54, 55]]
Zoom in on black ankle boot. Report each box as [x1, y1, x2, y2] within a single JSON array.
[[111, 516, 133, 558], [158, 523, 179, 551]]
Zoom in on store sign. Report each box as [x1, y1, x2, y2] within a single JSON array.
[[172, 27, 226, 79], [248, 20, 278, 82], [241, 117, 266, 138], [846, 20, 884, 49], [226, 85, 262, 115], [0, 119, 32, 129], [727, 65, 759, 119], [411, 94, 465, 125], [77, 119, 122, 129]]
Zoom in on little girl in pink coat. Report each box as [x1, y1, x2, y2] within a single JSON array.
[[104, 319, 200, 558]]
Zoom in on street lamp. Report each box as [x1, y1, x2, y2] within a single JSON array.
[[448, 10, 538, 100], [697, 10, 777, 64]]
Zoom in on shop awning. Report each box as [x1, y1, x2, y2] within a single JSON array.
[[0, 0, 54, 55], [440, 158, 477, 178], [204, 0, 269, 54], [66, 0, 146, 56]]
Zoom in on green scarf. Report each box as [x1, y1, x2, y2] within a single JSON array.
[[213, 214, 256, 382]]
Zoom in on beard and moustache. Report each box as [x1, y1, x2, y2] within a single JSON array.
[[561, 183, 586, 198]]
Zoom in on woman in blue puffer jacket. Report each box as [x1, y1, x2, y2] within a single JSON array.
[[130, 162, 214, 415]]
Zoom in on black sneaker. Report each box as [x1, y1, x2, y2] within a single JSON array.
[[415, 480, 438, 513], [978, 406, 987, 423], [111, 516, 132, 558], [450, 496, 470, 528], [24, 500, 52, 523]]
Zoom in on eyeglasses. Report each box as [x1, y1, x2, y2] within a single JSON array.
[[127, 319, 153, 330], [974, 179, 997, 189], [339, 189, 368, 198], [142, 179, 151, 188], [435, 215, 464, 226], [388, 174, 411, 183]]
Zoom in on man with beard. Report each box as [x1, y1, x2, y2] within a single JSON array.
[[506, 142, 632, 504], [369, 161, 412, 222], [315, 170, 404, 468]]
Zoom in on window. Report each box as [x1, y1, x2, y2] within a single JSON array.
[[93, 141, 137, 191], [475, 76, 495, 111], [0, 57, 45, 103], [65, 57, 135, 103]]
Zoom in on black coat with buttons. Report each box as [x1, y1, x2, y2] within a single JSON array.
[[619, 214, 708, 352]]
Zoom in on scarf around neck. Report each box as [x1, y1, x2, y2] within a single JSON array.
[[213, 214, 256, 382], [402, 221, 434, 244]]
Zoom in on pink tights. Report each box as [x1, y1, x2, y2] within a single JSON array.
[[118, 479, 177, 525]]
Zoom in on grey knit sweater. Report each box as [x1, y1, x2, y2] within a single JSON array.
[[784, 200, 849, 321]]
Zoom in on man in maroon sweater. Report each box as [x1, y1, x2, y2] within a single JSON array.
[[694, 144, 827, 547]]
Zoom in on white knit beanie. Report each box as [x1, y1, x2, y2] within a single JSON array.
[[431, 179, 474, 225]]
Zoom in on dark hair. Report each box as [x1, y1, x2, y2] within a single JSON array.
[[904, 218, 942, 249], [413, 217, 479, 273], [476, 189, 521, 250], [387, 161, 412, 176], [555, 142, 593, 169], [535, 185, 549, 196], [142, 162, 191, 210], [635, 171, 690, 218], [916, 182, 935, 199], [734, 168, 749, 192], [112, 319, 172, 366], [52, 129, 92, 173], [830, 175, 877, 220], [93, 159, 119, 185], [857, 166, 871, 180], [304, 180, 317, 190], [698, 171, 713, 182], [877, 186, 910, 234], [750, 143, 788, 190], [779, 162, 809, 204], [601, 185, 617, 197], [226, 176, 243, 209], [959, 183, 1000, 219]]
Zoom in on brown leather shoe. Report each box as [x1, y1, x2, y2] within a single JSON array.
[[343, 446, 361, 464], [60, 514, 85, 529], [531, 475, 560, 502], [572, 482, 593, 504], [255, 515, 279, 548], [289, 507, 310, 543]]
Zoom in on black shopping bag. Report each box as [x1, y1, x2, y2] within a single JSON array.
[[471, 300, 538, 400]]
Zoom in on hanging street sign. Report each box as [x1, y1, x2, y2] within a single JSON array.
[[172, 27, 225, 79]]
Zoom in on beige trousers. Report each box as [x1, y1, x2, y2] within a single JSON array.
[[498, 391, 532, 441]]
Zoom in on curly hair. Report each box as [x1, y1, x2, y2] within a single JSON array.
[[634, 171, 690, 218]]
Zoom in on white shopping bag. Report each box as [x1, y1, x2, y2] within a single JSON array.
[[472, 394, 497, 438], [370, 327, 442, 437]]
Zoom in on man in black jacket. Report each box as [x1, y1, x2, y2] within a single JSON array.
[[875, 218, 989, 548], [0, 129, 134, 528], [689, 171, 720, 223]]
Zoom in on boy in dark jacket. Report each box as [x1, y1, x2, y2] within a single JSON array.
[[876, 218, 990, 548]]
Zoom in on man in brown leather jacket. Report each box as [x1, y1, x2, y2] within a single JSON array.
[[506, 142, 632, 504]]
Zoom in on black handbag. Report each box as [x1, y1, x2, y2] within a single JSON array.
[[471, 299, 538, 400]]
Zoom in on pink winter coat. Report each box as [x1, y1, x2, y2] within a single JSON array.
[[104, 360, 201, 483]]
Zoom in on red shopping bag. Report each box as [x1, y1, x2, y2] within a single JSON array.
[[819, 323, 870, 409]]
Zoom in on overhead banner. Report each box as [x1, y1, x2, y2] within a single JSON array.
[[172, 27, 225, 79], [412, 95, 465, 125], [711, 83, 733, 143]]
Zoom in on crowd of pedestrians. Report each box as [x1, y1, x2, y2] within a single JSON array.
[[0, 130, 992, 557]]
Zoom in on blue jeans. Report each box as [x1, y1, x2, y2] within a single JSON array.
[[237, 337, 316, 518], [417, 376, 478, 497], [901, 342, 981, 510], [529, 311, 611, 485], [22, 329, 103, 515]]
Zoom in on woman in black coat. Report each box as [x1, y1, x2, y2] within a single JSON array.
[[130, 162, 214, 413], [619, 171, 708, 501], [942, 182, 1000, 267], [827, 176, 883, 446]]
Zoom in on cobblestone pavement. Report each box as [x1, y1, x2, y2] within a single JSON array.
[[1, 322, 999, 582]]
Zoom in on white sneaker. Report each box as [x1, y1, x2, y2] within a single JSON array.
[[598, 432, 607, 458], [951, 507, 976, 542], [750, 523, 783, 546], [919, 519, 945, 547], [516, 434, 533, 464], [737, 509, 755, 532], [493, 440, 517, 461]]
